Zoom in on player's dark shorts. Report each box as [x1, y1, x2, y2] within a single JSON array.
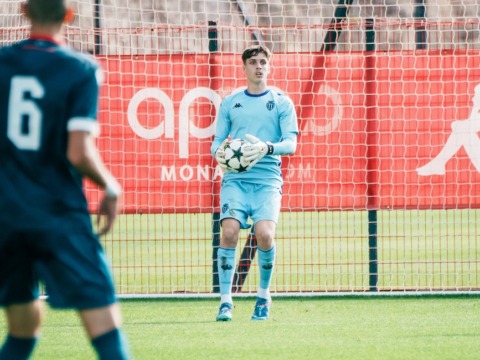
[[0, 227, 117, 310]]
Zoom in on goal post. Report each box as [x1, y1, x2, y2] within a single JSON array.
[[2, 0, 480, 297]]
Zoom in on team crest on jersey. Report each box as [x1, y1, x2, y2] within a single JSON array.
[[266, 100, 275, 111]]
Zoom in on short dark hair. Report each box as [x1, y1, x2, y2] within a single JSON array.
[[26, 0, 67, 24], [241, 45, 272, 64]]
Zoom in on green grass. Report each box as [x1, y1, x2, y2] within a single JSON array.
[[100, 209, 480, 295], [4, 296, 480, 359]]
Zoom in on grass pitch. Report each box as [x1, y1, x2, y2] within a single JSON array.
[[3, 295, 480, 359]]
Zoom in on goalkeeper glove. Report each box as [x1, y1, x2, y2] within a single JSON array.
[[215, 139, 238, 173], [243, 134, 273, 162]]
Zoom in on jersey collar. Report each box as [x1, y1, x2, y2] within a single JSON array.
[[244, 89, 270, 97], [28, 35, 64, 46]]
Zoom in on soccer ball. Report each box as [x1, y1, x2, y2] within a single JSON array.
[[223, 138, 251, 173]]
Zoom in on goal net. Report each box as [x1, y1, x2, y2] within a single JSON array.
[[2, 0, 480, 296]]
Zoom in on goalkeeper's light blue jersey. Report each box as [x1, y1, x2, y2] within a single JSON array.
[[0, 37, 100, 230], [211, 89, 298, 187]]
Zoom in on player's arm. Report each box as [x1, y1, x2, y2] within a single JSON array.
[[67, 130, 121, 236], [274, 95, 299, 155], [243, 132, 296, 163], [243, 95, 298, 162], [210, 100, 231, 157], [67, 63, 121, 235], [211, 100, 236, 172], [267, 132, 297, 155]]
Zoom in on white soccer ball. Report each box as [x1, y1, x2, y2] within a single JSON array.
[[223, 138, 251, 173]]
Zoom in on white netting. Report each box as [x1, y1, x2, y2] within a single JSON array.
[[2, 0, 480, 296]]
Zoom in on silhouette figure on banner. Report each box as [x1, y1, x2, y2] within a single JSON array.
[[417, 84, 480, 176]]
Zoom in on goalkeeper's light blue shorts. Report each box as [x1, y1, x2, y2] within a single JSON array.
[[219, 179, 282, 230], [0, 228, 117, 310]]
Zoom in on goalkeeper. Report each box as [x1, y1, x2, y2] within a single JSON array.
[[211, 45, 298, 321]]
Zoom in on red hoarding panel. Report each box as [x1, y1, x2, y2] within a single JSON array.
[[86, 51, 480, 213], [374, 51, 480, 209]]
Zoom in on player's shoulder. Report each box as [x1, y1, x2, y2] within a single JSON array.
[[53, 47, 103, 87], [8, 39, 99, 71], [225, 88, 247, 100], [269, 88, 288, 98], [269, 89, 294, 106], [59, 47, 101, 73], [221, 89, 247, 107], [0, 41, 18, 60]]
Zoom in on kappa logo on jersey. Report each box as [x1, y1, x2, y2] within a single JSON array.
[[233, 103, 243, 109], [266, 100, 275, 111]]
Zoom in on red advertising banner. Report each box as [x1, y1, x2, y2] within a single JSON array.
[[87, 50, 480, 213]]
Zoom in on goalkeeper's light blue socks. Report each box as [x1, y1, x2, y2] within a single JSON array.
[[91, 328, 130, 360], [217, 246, 236, 304], [0, 335, 37, 360], [257, 245, 276, 300]]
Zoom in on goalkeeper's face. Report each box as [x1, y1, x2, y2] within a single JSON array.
[[243, 54, 270, 85]]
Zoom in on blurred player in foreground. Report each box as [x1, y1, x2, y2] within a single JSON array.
[[0, 1, 130, 358], [211, 45, 298, 321]]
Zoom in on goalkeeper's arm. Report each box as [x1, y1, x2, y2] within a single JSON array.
[[243, 132, 297, 163], [267, 133, 297, 156]]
